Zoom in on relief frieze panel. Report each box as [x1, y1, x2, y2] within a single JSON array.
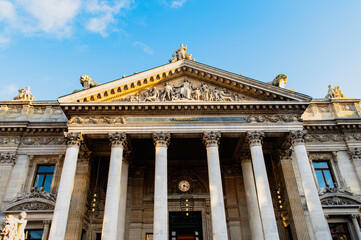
[[20, 136, 66, 145], [0, 137, 20, 145], [116, 77, 253, 103], [305, 134, 344, 143]]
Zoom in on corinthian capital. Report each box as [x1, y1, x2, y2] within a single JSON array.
[[65, 132, 82, 147], [109, 132, 127, 147], [348, 147, 361, 160], [153, 132, 171, 146], [277, 149, 292, 161], [203, 131, 221, 147], [290, 130, 307, 145], [0, 152, 17, 166], [246, 131, 264, 146]]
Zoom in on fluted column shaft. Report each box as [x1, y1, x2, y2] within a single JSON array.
[[291, 130, 332, 240], [102, 132, 127, 240], [247, 132, 279, 240], [49, 133, 82, 240], [203, 132, 229, 240], [351, 215, 361, 240], [117, 157, 130, 240], [240, 153, 264, 240], [42, 220, 51, 240], [153, 133, 170, 240]]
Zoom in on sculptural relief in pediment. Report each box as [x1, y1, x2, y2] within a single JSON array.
[[114, 77, 258, 103]]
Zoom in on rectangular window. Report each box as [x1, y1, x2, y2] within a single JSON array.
[[25, 229, 43, 240], [33, 165, 55, 192], [329, 223, 351, 240], [313, 161, 334, 189]]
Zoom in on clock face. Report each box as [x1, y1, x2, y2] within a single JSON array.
[[178, 180, 190, 192]]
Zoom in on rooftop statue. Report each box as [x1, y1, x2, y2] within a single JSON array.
[[13, 86, 35, 101], [269, 74, 288, 88], [0, 212, 27, 240], [326, 85, 346, 98], [80, 75, 100, 90], [169, 43, 195, 62]]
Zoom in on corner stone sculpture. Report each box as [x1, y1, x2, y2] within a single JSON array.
[[80, 75, 100, 90], [12, 86, 35, 101], [0, 212, 27, 240], [325, 85, 346, 98], [268, 74, 288, 88]]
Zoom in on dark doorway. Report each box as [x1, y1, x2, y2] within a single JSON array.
[[169, 211, 203, 240]]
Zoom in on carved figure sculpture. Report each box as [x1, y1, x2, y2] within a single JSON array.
[[80, 75, 100, 90], [179, 79, 192, 99], [0, 212, 27, 240], [269, 74, 288, 88], [169, 43, 195, 62], [326, 85, 346, 98], [13, 87, 35, 101]]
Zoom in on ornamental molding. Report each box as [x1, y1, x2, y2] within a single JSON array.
[[29, 155, 61, 167], [153, 132, 171, 146], [78, 151, 92, 163], [344, 133, 361, 141], [68, 116, 125, 125], [203, 131, 221, 147], [3, 188, 57, 212], [320, 192, 361, 207], [20, 136, 66, 145], [0, 152, 17, 165], [277, 149, 292, 161], [308, 152, 333, 161], [0, 137, 20, 145]]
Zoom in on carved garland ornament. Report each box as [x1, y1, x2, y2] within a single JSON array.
[[20, 137, 66, 145], [68, 116, 125, 125], [348, 148, 361, 160], [118, 78, 246, 103], [304, 134, 344, 143]]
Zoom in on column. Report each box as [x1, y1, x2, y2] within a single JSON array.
[[153, 132, 170, 240], [203, 132, 229, 240], [290, 130, 332, 240], [278, 149, 311, 240], [247, 132, 279, 240], [3, 154, 30, 201], [102, 132, 127, 240], [48, 132, 82, 240], [65, 151, 92, 240], [240, 152, 264, 240], [117, 152, 130, 240], [351, 215, 361, 240], [42, 220, 51, 240]]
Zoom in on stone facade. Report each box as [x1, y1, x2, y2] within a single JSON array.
[[0, 51, 361, 240]]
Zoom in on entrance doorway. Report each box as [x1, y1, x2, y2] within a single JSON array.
[[169, 211, 203, 240]]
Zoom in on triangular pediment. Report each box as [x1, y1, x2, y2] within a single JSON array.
[[58, 59, 312, 104]]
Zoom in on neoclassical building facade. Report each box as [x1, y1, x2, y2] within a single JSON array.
[[1, 47, 361, 240]]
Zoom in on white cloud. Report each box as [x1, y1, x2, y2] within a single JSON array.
[[0, 0, 16, 22], [133, 41, 154, 55], [85, 0, 132, 36], [170, 0, 187, 8], [15, 0, 82, 36], [0, 84, 18, 100], [0, 0, 134, 44]]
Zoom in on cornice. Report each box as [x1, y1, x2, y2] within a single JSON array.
[[58, 60, 312, 103]]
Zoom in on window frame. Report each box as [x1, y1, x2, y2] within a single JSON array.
[[313, 160, 335, 189], [25, 229, 44, 240], [32, 164, 55, 192]]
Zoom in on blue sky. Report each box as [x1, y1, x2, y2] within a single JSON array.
[[0, 0, 360, 101]]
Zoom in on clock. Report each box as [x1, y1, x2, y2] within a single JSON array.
[[178, 180, 191, 192]]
